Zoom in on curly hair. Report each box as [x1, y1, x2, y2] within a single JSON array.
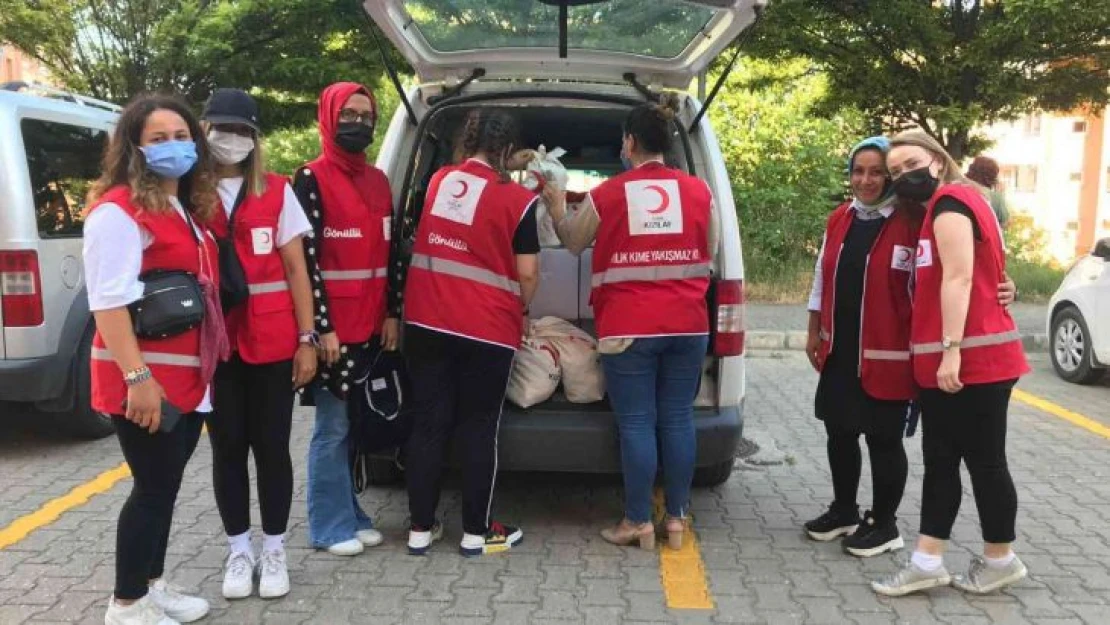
[[87, 93, 217, 221], [966, 156, 1000, 189], [456, 109, 521, 182]]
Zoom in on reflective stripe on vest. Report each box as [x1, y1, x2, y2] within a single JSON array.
[[90, 347, 201, 368], [410, 253, 521, 295], [591, 262, 710, 288], [247, 280, 289, 295], [862, 349, 911, 361], [911, 329, 1022, 355], [320, 268, 388, 281]]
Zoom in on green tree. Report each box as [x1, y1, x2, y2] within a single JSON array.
[[746, 0, 1110, 158], [709, 58, 864, 282]]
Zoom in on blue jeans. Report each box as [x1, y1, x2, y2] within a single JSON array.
[[307, 384, 372, 548], [601, 335, 708, 523]]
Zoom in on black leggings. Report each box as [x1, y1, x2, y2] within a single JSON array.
[[114, 412, 204, 600], [403, 325, 516, 536], [918, 381, 1018, 544], [825, 418, 908, 523], [206, 355, 295, 537]]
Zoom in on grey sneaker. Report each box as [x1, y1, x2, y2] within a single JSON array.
[[871, 557, 951, 597], [953, 555, 1027, 594]]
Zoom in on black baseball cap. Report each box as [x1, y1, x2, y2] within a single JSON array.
[[202, 88, 260, 132]]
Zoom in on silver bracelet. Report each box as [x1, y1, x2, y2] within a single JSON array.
[[123, 366, 152, 387]]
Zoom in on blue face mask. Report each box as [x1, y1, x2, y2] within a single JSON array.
[[141, 140, 198, 179]]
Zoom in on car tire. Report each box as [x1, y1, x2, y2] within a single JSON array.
[[55, 325, 114, 439], [1050, 307, 1105, 385], [692, 458, 735, 487]]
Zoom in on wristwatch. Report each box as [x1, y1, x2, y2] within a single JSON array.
[[942, 336, 962, 350], [298, 330, 320, 348]]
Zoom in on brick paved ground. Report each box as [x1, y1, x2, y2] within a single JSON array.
[[0, 352, 1107, 624]]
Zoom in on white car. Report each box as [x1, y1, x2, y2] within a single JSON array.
[[1047, 237, 1110, 384]]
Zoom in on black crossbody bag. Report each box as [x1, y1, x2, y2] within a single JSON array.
[[128, 207, 207, 340], [216, 182, 251, 310]]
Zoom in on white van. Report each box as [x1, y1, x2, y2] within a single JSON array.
[[364, 0, 758, 486], [0, 84, 119, 437]]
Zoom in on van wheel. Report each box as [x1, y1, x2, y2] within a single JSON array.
[[364, 455, 404, 486], [57, 327, 114, 439], [693, 458, 735, 487], [1050, 307, 1105, 385]]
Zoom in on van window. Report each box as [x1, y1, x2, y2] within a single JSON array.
[[20, 118, 106, 238]]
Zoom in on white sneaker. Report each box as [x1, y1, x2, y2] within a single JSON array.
[[325, 538, 364, 556], [356, 528, 384, 547], [147, 580, 209, 623], [407, 521, 444, 556], [258, 549, 291, 599], [221, 551, 255, 600], [105, 595, 179, 625]]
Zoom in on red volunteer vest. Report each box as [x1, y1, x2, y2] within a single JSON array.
[[404, 159, 535, 350], [911, 184, 1030, 387], [89, 186, 218, 414], [309, 161, 391, 344], [208, 173, 298, 364], [816, 203, 920, 401], [590, 162, 711, 340]]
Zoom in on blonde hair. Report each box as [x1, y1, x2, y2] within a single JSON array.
[[202, 121, 269, 197], [889, 130, 984, 190]]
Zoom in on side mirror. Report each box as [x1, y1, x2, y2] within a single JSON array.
[[1094, 237, 1110, 260]]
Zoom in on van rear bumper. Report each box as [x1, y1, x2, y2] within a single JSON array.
[[0, 355, 69, 403], [412, 401, 744, 474]]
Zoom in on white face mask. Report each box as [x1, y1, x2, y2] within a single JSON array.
[[207, 130, 255, 165]]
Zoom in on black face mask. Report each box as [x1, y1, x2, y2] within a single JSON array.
[[892, 166, 939, 202], [335, 122, 374, 154]]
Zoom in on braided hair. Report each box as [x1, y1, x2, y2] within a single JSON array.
[[457, 109, 521, 182]]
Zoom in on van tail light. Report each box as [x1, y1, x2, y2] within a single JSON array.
[[713, 279, 745, 356], [0, 251, 44, 327]]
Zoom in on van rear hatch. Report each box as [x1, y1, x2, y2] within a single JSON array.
[[364, 0, 764, 89]]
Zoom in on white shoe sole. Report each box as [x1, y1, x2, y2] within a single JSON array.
[[954, 565, 1028, 594], [806, 524, 857, 542], [325, 541, 364, 557], [222, 583, 253, 600], [846, 535, 905, 558], [259, 583, 290, 600], [357, 530, 384, 547], [871, 574, 952, 597], [408, 524, 445, 556]]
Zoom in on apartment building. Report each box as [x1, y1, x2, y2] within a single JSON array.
[[0, 45, 49, 85]]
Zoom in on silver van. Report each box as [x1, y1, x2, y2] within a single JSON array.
[[364, 0, 759, 486], [0, 84, 119, 437]]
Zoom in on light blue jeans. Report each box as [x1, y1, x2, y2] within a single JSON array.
[[307, 384, 372, 548], [601, 335, 709, 523]]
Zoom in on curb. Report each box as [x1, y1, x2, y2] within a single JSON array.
[[746, 331, 1049, 353]]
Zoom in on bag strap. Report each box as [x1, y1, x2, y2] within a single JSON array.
[[225, 180, 249, 236]]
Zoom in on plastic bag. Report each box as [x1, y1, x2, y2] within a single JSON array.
[[506, 337, 562, 408], [521, 145, 569, 248], [530, 317, 606, 403]]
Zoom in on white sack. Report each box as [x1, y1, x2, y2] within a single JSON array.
[[506, 337, 562, 408], [521, 145, 569, 248], [530, 316, 606, 403]]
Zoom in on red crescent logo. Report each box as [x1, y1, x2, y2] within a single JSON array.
[[897, 248, 911, 263], [917, 244, 925, 257], [261, 231, 271, 245], [644, 184, 670, 214], [451, 180, 469, 199]]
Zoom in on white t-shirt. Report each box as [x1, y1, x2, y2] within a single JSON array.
[[216, 177, 312, 247], [83, 196, 214, 412]]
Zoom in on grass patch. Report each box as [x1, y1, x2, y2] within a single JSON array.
[[745, 257, 813, 304], [1008, 259, 1065, 304]]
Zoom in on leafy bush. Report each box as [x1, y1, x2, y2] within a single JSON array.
[[1004, 213, 1064, 302]]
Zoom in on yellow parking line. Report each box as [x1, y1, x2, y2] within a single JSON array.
[[0, 462, 131, 550], [653, 488, 714, 610], [1013, 388, 1110, 440]]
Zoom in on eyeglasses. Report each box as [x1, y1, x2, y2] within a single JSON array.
[[338, 109, 375, 126]]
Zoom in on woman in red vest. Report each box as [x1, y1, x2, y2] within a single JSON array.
[[803, 136, 919, 558], [291, 82, 398, 557], [400, 109, 540, 557], [872, 131, 1030, 597], [200, 88, 317, 600], [84, 94, 222, 625], [547, 101, 716, 551]]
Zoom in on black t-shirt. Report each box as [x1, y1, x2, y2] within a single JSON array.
[[512, 203, 540, 254], [933, 197, 982, 241]]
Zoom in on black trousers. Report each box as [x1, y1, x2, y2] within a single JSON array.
[[918, 381, 1019, 544], [114, 412, 204, 600], [403, 325, 516, 536], [825, 415, 908, 524], [206, 355, 295, 537]]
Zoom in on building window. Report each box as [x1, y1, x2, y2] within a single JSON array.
[[1015, 165, 1038, 193], [1070, 172, 1083, 182], [1106, 167, 1110, 193], [1073, 120, 1088, 133], [1023, 115, 1042, 137], [20, 118, 107, 238]]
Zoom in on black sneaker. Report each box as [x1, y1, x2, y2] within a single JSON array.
[[844, 511, 904, 558], [459, 521, 523, 557], [804, 505, 860, 541]]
